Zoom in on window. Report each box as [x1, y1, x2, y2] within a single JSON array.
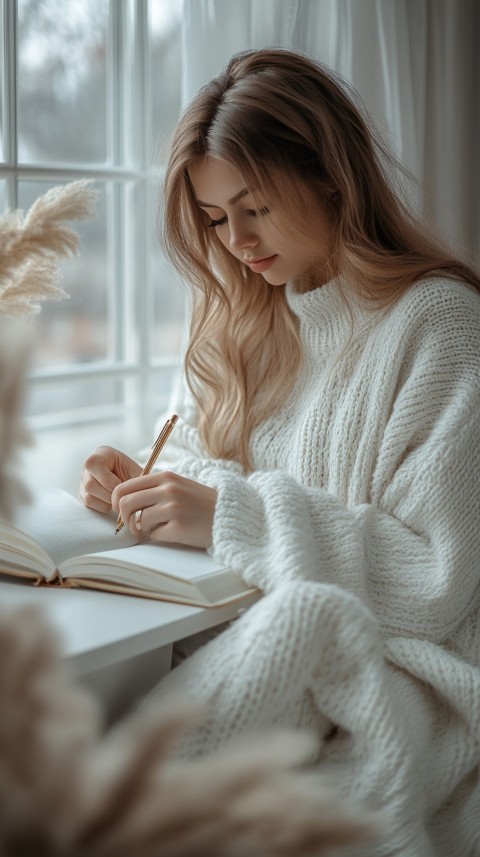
[[0, 0, 186, 479]]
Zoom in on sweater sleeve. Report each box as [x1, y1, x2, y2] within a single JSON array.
[[198, 301, 480, 643]]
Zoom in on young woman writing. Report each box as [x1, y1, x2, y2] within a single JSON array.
[[80, 49, 480, 856]]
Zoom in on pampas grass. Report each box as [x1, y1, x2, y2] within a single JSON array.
[[0, 607, 101, 856], [0, 319, 32, 518], [0, 606, 377, 857], [0, 179, 97, 517], [0, 179, 98, 316]]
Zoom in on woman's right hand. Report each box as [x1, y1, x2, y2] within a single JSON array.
[[79, 446, 142, 513]]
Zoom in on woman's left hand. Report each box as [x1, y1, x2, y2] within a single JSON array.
[[111, 471, 217, 549]]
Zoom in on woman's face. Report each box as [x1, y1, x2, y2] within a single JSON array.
[[189, 157, 334, 287]]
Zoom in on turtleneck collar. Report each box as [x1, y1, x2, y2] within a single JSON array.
[[285, 278, 372, 359]]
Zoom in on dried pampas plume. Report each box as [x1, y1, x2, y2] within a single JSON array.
[[0, 179, 98, 316], [0, 606, 377, 857], [0, 319, 32, 517], [0, 179, 97, 517]]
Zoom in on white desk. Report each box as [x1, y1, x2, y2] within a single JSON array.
[[0, 578, 258, 720]]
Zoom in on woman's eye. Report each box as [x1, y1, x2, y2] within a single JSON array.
[[207, 215, 227, 228], [206, 206, 269, 227], [247, 207, 269, 218]]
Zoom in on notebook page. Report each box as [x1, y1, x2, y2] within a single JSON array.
[[13, 488, 138, 569], [61, 542, 225, 581]]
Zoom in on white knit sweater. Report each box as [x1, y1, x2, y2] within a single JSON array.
[[151, 277, 480, 857]]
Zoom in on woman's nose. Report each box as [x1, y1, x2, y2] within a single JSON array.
[[228, 222, 258, 252]]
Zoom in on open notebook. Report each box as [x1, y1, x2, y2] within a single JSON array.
[[0, 489, 258, 608]]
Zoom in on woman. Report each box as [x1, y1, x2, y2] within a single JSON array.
[[80, 49, 480, 856]]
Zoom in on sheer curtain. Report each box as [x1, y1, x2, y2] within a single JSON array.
[[181, 0, 479, 262]]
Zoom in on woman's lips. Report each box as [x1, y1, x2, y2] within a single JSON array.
[[247, 254, 278, 273]]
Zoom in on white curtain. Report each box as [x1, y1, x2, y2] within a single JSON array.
[[181, 0, 479, 263]]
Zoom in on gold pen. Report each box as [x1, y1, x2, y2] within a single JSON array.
[[115, 414, 179, 534]]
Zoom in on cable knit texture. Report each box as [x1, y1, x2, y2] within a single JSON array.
[[150, 277, 480, 857]]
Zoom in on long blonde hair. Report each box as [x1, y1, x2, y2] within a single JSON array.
[[162, 48, 480, 471]]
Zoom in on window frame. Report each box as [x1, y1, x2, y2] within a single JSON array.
[[0, 0, 182, 444]]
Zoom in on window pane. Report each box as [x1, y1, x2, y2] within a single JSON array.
[[18, 180, 110, 368], [151, 247, 186, 359], [149, 1, 184, 359], [149, 0, 183, 162], [17, 0, 109, 165], [0, 179, 6, 212], [26, 377, 122, 417]]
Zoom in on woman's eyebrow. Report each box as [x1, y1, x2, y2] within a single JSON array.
[[197, 187, 250, 207]]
